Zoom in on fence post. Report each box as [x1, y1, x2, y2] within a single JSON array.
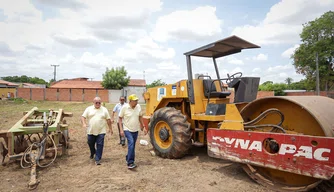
[[82, 89, 85, 102]]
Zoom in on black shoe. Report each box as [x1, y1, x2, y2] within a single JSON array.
[[128, 163, 136, 169], [90, 155, 94, 159]]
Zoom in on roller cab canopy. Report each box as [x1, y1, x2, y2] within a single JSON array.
[[184, 35, 260, 58], [184, 35, 260, 104]]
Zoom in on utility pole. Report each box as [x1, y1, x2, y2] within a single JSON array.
[[51, 65, 60, 82], [143, 71, 145, 80], [316, 53, 320, 95]]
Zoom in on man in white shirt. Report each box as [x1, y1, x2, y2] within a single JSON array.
[[111, 96, 126, 146], [81, 97, 113, 165], [118, 94, 148, 169]]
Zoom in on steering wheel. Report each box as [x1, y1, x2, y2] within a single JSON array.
[[226, 72, 243, 84]]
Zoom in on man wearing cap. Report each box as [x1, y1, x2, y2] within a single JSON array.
[[81, 97, 113, 165], [118, 94, 148, 169]]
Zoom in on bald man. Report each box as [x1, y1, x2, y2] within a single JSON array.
[[81, 97, 112, 165]]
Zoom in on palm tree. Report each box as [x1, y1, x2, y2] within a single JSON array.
[[285, 77, 293, 87]]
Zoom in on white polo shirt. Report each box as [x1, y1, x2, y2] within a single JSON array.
[[82, 105, 111, 135], [119, 103, 142, 132]]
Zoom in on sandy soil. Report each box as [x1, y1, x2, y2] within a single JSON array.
[[0, 100, 271, 192]]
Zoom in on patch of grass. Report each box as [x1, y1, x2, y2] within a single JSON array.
[[11, 97, 27, 103]]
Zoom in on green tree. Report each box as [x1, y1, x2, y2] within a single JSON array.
[[292, 11, 334, 91], [146, 79, 166, 88], [262, 81, 273, 85], [285, 77, 293, 87], [101, 66, 130, 89], [259, 82, 287, 96], [1, 75, 48, 84], [289, 79, 315, 90]]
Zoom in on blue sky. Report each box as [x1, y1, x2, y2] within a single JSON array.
[[0, 0, 333, 84]]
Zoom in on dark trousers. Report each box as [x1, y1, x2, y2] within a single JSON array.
[[117, 123, 126, 144], [124, 131, 138, 165], [87, 134, 105, 161]]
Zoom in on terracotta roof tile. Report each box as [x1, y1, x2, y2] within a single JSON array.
[[50, 80, 103, 89], [50, 78, 146, 89], [0, 80, 19, 86], [129, 79, 146, 87]]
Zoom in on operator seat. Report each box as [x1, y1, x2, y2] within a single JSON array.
[[203, 79, 231, 98]]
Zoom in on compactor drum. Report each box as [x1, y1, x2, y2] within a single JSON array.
[[240, 96, 334, 191], [142, 36, 334, 191]]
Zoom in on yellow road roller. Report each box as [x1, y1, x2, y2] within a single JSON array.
[[142, 35, 334, 191]]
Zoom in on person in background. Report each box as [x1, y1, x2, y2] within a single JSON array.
[[118, 94, 148, 169], [81, 97, 113, 165], [111, 96, 127, 146]]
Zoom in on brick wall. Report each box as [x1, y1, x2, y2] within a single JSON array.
[[257, 91, 275, 98], [97, 90, 108, 102], [17, 88, 31, 100], [46, 89, 57, 101], [15, 88, 110, 102], [31, 88, 44, 100], [59, 89, 70, 101], [84, 89, 97, 102], [71, 89, 83, 101]]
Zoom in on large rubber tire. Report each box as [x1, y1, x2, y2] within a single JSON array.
[[149, 107, 191, 159]]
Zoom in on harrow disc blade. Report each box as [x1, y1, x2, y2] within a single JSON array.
[[0, 141, 8, 165]]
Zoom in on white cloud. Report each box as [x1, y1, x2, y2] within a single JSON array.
[[279, 72, 288, 78], [115, 37, 175, 63], [152, 6, 222, 42], [59, 54, 76, 64], [253, 53, 268, 61], [156, 61, 180, 70], [267, 64, 293, 72], [231, 67, 243, 74], [226, 56, 244, 65], [36, 0, 86, 10], [231, 0, 334, 45], [252, 68, 261, 73], [0, 0, 42, 23], [282, 44, 300, 58], [0, 0, 163, 50], [53, 34, 98, 48]]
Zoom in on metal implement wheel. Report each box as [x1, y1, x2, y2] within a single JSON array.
[[149, 107, 191, 158], [240, 96, 334, 192], [0, 140, 8, 165]]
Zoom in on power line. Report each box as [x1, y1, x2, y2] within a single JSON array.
[[51, 65, 60, 82]]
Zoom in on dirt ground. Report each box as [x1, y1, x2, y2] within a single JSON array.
[[0, 100, 271, 192]]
